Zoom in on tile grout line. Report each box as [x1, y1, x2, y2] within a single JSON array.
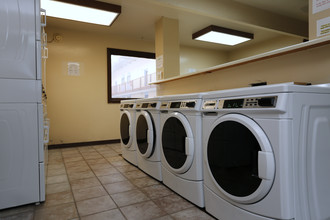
[[62, 148, 81, 220], [90, 145, 129, 220], [86, 145, 205, 219], [32, 144, 215, 220], [75, 144, 135, 219]]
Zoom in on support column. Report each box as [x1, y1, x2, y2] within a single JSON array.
[[155, 17, 180, 80]]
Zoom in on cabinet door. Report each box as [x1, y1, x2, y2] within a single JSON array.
[[0, 103, 40, 209], [0, 0, 36, 79]]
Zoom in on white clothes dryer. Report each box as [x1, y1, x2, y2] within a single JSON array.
[[160, 93, 204, 207], [201, 82, 330, 220], [120, 99, 137, 166], [135, 97, 162, 181], [0, 79, 45, 209]]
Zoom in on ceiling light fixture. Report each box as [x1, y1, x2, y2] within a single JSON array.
[[192, 25, 254, 46], [41, 0, 121, 26]]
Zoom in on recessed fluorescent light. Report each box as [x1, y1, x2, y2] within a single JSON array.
[[192, 25, 253, 46], [41, 0, 121, 26]]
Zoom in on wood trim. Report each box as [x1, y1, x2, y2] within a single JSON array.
[[193, 25, 253, 40], [108, 48, 155, 59], [54, 0, 121, 13], [107, 48, 113, 103], [48, 139, 120, 149], [107, 48, 155, 103]]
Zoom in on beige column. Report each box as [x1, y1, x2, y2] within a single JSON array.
[[309, 0, 330, 39], [155, 17, 180, 80]]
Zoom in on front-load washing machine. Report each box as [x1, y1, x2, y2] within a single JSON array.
[[201, 82, 330, 220], [135, 97, 162, 181], [120, 99, 137, 166], [160, 93, 204, 207]]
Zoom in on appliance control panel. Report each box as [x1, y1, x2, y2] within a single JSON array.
[[136, 102, 158, 109], [218, 96, 277, 109], [169, 100, 196, 109], [160, 100, 197, 109], [182, 101, 196, 108], [120, 103, 135, 109]]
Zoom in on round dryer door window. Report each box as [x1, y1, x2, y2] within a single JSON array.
[[136, 111, 155, 158], [206, 114, 275, 204], [120, 111, 132, 147], [161, 112, 194, 174]]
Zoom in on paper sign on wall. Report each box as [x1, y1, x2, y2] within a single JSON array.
[[317, 16, 330, 37], [313, 0, 330, 14], [156, 55, 163, 69], [68, 62, 80, 76], [156, 55, 164, 80]]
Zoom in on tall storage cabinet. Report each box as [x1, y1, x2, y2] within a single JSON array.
[[0, 0, 46, 209]]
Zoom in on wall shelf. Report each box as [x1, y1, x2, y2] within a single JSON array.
[[151, 36, 330, 85]]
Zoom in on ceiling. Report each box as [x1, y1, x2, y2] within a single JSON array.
[[46, 0, 308, 51], [234, 0, 308, 22]]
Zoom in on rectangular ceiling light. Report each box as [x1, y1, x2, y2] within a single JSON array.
[[192, 25, 254, 46], [41, 0, 121, 26]]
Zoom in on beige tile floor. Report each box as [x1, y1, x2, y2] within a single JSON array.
[[0, 143, 215, 220]]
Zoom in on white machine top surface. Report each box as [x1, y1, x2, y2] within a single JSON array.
[[120, 99, 136, 104], [160, 92, 206, 101], [135, 97, 161, 103], [203, 82, 330, 99]]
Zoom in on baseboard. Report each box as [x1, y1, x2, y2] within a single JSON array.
[[48, 139, 120, 149]]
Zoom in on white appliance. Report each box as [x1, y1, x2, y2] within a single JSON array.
[[201, 82, 330, 220], [135, 97, 162, 181], [120, 99, 137, 166], [0, 0, 46, 209], [160, 93, 204, 207]]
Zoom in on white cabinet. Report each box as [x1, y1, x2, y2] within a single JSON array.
[[0, 0, 45, 209], [0, 104, 40, 208]]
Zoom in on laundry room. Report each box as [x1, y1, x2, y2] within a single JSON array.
[[1, 0, 330, 219]]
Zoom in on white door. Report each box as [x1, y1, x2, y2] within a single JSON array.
[[0, 0, 37, 79], [305, 106, 330, 220], [161, 112, 194, 174], [0, 103, 40, 209], [136, 111, 155, 158], [120, 110, 134, 149], [205, 114, 275, 204]]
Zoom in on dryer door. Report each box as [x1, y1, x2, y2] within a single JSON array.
[[206, 114, 275, 204], [136, 111, 155, 158], [120, 110, 133, 149], [161, 112, 194, 174]]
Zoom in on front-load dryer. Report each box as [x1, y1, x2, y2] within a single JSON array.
[[160, 93, 204, 207], [135, 97, 162, 181], [120, 99, 137, 166], [201, 82, 330, 220]]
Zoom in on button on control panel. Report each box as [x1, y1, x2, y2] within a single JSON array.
[[160, 102, 169, 109], [202, 100, 217, 109]]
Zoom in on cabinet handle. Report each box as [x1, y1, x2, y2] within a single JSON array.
[[42, 33, 47, 47], [42, 47, 48, 59], [40, 8, 47, 27]]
